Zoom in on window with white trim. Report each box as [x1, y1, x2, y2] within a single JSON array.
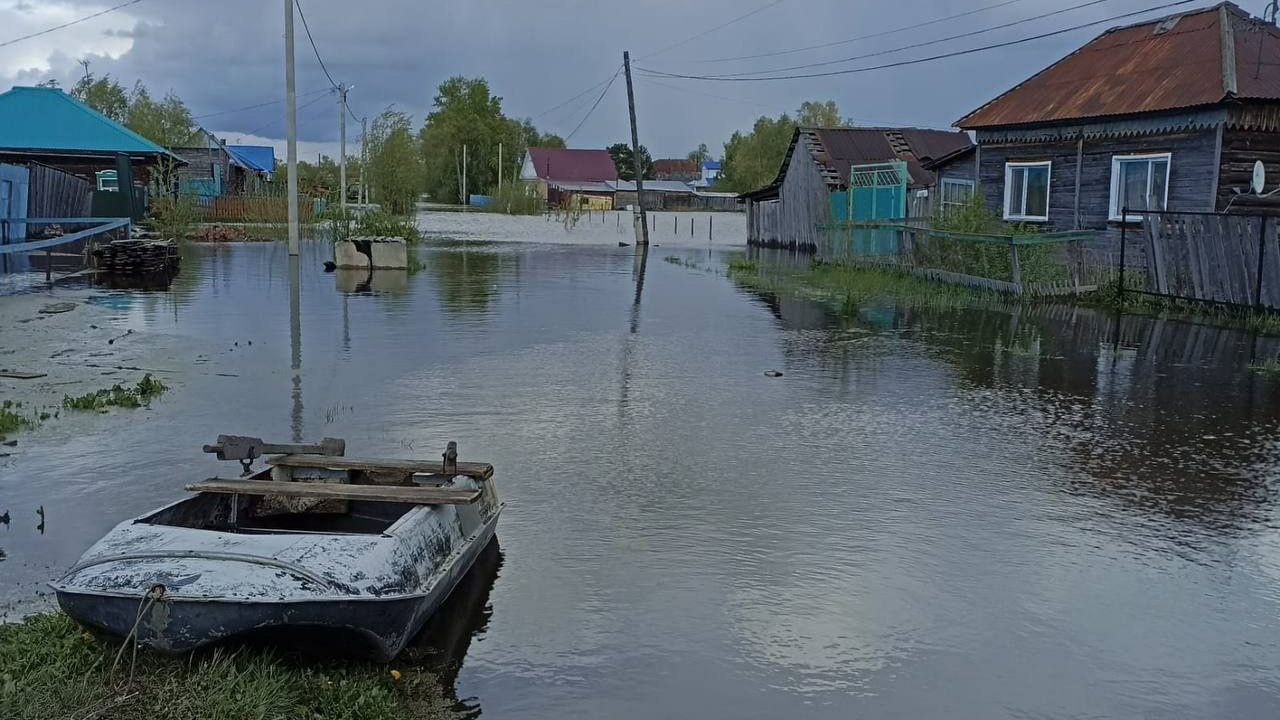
[[940, 177, 975, 214], [1003, 161, 1051, 221], [1109, 153, 1170, 221]]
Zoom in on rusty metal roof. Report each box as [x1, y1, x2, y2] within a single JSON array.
[[958, 3, 1280, 129], [812, 127, 973, 187]]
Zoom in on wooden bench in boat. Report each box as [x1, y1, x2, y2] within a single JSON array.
[[185, 478, 481, 505], [266, 454, 495, 481]]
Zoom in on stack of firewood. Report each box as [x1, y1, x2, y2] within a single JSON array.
[[93, 240, 180, 275]]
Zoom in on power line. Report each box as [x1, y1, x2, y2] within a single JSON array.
[[695, 0, 1030, 64], [529, 72, 619, 121], [0, 0, 144, 50], [638, 0, 788, 61], [236, 91, 329, 142], [193, 87, 330, 120], [641, 76, 935, 126], [294, 0, 339, 89], [564, 69, 620, 141], [636, 0, 1199, 82], [677, 0, 1114, 78]]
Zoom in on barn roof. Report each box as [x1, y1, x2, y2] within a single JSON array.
[[740, 125, 973, 199], [0, 86, 170, 157], [651, 158, 699, 175], [526, 147, 618, 182], [957, 2, 1280, 129]]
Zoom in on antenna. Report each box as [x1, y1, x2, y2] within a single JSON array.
[[1266, 0, 1279, 24], [1253, 160, 1267, 195]]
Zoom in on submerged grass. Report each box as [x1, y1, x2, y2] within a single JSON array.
[[0, 613, 459, 720], [62, 375, 168, 411], [0, 400, 31, 436], [1249, 357, 1280, 375]]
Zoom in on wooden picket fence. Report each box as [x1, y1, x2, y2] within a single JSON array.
[[1129, 210, 1280, 309]]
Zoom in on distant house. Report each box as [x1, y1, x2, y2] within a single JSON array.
[[520, 147, 618, 207], [955, 2, 1280, 249], [171, 129, 268, 197], [741, 126, 973, 248], [692, 160, 722, 189], [609, 180, 697, 210], [0, 86, 178, 221], [651, 159, 700, 182]]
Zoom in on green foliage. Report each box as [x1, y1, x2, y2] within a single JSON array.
[[687, 143, 711, 165], [62, 375, 167, 411], [0, 400, 30, 435], [0, 612, 459, 720], [148, 194, 197, 240], [796, 100, 847, 128], [484, 182, 544, 215], [71, 73, 129, 122], [716, 113, 795, 193], [125, 84, 195, 148], [607, 143, 652, 181], [357, 211, 421, 243], [1249, 357, 1280, 375], [536, 132, 566, 149], [369, 110, 423, 214], [319, 206, 357, 244]]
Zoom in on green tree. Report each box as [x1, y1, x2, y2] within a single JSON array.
[[125, 84, 195, 147], [419, 76, 512, 203], [796, 100, 845, 128], [607, 143, 652, 181], [71, 73, 129, 123], [537, 133, 566, 149], [687, 143, 711, 165], [715, 114, 795, 193], [369, 109, 422, 214]]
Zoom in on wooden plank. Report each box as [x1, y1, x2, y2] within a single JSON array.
[[268, 454, 494, 480], [186, 478, 481, 505], [0, 370, 47, 379]]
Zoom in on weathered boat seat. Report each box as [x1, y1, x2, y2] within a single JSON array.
[[267, 454, 494, 480], [185, 478, 480, 505]]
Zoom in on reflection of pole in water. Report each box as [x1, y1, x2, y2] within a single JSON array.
[[619, 245, 650, 420], [341, 291, 351, 352], [630, 244, 648, 335], [289, 255, 303, 443]]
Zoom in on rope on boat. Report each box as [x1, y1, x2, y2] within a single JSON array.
[[110, 583, 166, 682]]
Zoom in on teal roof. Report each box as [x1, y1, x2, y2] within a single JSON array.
[[0, 86, 168, 156]]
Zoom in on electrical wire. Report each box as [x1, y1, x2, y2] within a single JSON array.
[[235, 91, 329, 142], [696, 0, 1030, 64], [294, 0, 339, 89], [673, 0, 1114, 78], [529, 71, 619, 120], [636, 0, 1199, 82], [641, 76, 933, 126], [0, 0, 144, 49], [638, 0, 788, 61], [564, 69, 620, 141], [193, 87, 330, 120]]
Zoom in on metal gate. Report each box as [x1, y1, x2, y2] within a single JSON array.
[[849, 161, 907, 255]]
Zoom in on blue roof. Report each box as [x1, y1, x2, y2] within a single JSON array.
[[0, 86, 168, 156], [227, 145, 275, 173], [702, 160, 721, 170]]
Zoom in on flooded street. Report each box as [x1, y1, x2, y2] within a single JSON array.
[[4, 209, 1280, 718]]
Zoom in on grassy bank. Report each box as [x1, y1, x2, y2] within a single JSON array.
[[0, 613, 459, 720], [727, 256, 1280, 337]]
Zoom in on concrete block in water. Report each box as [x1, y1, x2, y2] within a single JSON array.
[[334, 236, 408, 269]]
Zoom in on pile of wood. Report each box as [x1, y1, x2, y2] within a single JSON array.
[[186, 225, 252, 243], [93, 239, 180, 275]]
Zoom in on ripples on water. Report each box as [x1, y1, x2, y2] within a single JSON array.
[[2, 210, 1280, 718]]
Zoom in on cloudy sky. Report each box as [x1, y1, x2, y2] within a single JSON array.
[[0, 0, 1224, 159]]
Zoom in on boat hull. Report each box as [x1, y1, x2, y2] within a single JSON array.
[[54, 513, 498, 660]]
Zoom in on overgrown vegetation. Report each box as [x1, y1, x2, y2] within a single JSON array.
[[0, 400, 30, 436], [148, 194, 198, 241], [918, 188, 1066, 284], [1249, 357, 1280, 375], [58, 70, 196, 147], [728, 255, 1001, 310], [0, 613, 459, 720], [369, 110, 423, 214], [62, 375, 167, 411], [481, 182, 544, 215], [322, 208, 422, 244]]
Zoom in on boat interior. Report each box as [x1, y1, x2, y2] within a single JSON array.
[[142, 492, 419, 535]]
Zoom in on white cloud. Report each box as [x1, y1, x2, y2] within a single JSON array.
[[0, 1, 140, 82]]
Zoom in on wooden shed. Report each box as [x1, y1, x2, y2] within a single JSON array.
[[956, 2, 1280, 248], [741, 126, 973, 249]]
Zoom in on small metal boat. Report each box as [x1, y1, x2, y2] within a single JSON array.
[[51, 435, 501, 659]]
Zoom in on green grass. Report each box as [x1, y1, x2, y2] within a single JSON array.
[[0, 613, 458, 720], [62, 375, 168, 411], [1249, 357, 1280, 375], [1079, 279, 1280, 336], [0, 400, 30, 436]]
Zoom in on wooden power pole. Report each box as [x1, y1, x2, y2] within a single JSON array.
[[623, 51, 649, 245], [338, 83, 348, 210]]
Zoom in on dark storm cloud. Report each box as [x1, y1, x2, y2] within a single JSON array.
[[1, 0, 1199, 156]]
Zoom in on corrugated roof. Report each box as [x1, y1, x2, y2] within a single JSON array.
[[811, 126, 973, 187], [227, 145, 275, 173], [608, 180, 695, 193], [548, 180, 614, 193], [527, 147, 618, 182], [0, 86, 169, 156], [958, 2, 1280, 129]]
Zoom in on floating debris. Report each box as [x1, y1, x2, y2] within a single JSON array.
[[38, 302, 77, 315], [764, 370, 784, 377]]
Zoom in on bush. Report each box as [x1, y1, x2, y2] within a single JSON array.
[[148, 194, 197, 240], [356, 211, 421, 244], [482, 183, 543, 215]]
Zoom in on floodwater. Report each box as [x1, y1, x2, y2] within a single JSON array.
[[5, 209, 1280, 718]]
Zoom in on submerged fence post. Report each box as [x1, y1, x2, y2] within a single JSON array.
[[1256, 216, 1269, 308], [1009, 238, 1023, 294], [709, 215, 713, 241], [1118, 208, 1127, 309]]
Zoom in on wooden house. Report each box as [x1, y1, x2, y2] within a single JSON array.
[[741, 126, 973, 249], [520, 147, 618, 207], [171, 129, 268, 197], [956, 2, 1280, 248], [651, 159, 700, 182]]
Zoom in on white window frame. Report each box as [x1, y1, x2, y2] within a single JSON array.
[[940, 177, 975, 213], [1003, 161, 1051, 222], [1108, 152, 1171, 222]]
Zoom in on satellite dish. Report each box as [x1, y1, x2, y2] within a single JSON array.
[[1252, 160, 1266, 195]]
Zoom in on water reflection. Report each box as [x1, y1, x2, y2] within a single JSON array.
[[334, 268, 409, 294], [424, 243, 508, 316]]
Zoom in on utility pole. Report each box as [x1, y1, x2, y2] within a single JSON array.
[[338, 83, 348, 210], [360, 116, 367, 206], [284, 0, 299, 255], [623, 51, 649, 245]]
